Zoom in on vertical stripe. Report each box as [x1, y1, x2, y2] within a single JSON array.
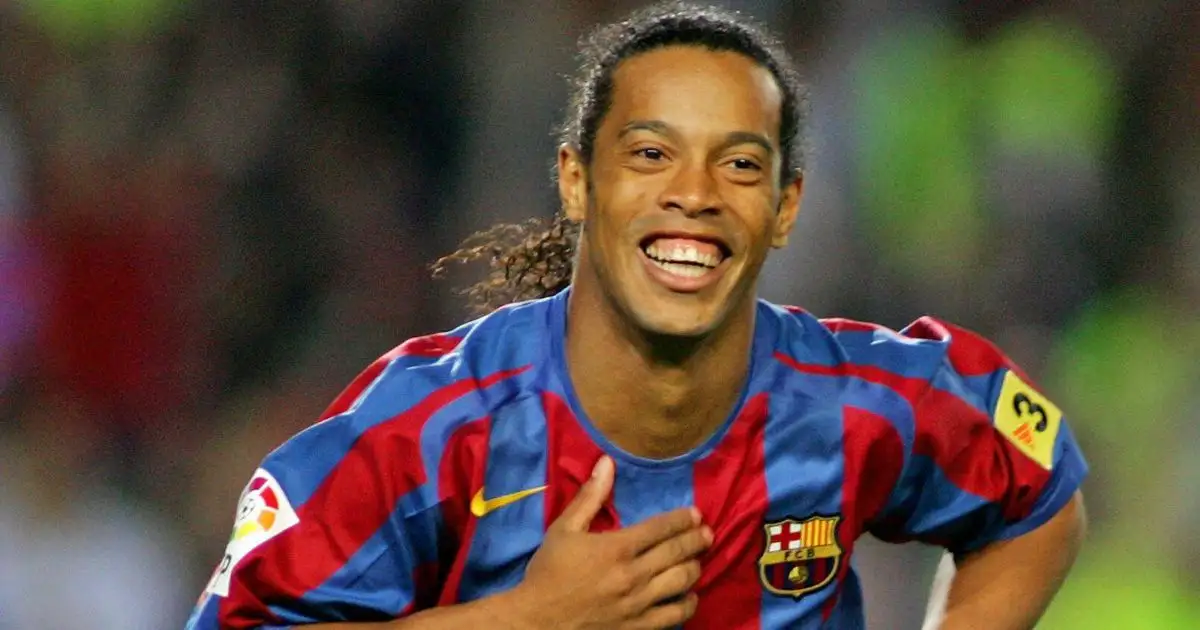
[[611, 462, 693, 528], [436, 511, 478, 608], [399, 563, 439, 616], [686, 393, 769, 630], [760, 370, 847, 629], [456, 393, 552, 602], [820, 406, 904, 622], [435, 417, 490, 607], [542, 392, 620, 532]]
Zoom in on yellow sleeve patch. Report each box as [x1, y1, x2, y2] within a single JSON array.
[[993, 371, 1062, 470]]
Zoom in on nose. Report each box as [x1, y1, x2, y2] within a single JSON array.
[[657, 159, 723, 217]]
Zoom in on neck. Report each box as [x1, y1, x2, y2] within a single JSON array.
[[563, 280, 756, 460]]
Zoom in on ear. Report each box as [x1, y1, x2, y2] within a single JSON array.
[[558, 144, 588, 221], [771, 170, 804, 249]]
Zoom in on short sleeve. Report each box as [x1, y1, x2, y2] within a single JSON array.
[[184, 346, 464, 630], [867, 318, 1089, 554], [184, 459, 439, 629]]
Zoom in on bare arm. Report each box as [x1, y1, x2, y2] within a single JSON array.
[[923, 491, 1087, 630]]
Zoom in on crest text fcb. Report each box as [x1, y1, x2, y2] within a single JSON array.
[[758, 514, 843, 598]]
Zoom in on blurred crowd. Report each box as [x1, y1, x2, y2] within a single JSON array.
[[0, 1, 1196, 628]]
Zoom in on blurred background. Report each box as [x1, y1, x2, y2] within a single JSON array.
[[0, 0, 1196, 628]]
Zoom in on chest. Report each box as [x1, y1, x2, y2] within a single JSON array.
[[431, 392, 879, 627]]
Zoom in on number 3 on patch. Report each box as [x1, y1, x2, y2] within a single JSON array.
[[993, 371, 1062, 470]]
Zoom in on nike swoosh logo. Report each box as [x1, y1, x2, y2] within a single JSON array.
[[470, 485, 547, 517]]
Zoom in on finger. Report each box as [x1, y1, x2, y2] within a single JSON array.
[[628, 592, 699, 629], [554, 455, 614, 533], [633, 525, 711, 576], [627, 560, 702, 614], [615, 506, 702, 554]]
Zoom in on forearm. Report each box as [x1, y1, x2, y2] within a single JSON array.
[[926, 492, 1087, 630], [304, 590, 524, 630]]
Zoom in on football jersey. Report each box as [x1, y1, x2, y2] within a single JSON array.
[[186, 289, 1088, 629]]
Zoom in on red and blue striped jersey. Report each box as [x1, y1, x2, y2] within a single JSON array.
[[186, 290, 1088, 629]]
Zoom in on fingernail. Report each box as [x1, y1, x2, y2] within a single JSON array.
[[591, 456, 609, 479], [702, 526, 713, 543], [690, 507, 702, 524]]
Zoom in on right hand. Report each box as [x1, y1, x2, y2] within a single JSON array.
[[502, 455, 712, 629]]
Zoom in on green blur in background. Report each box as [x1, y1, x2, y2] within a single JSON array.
[[0, 0, 1196, 628]]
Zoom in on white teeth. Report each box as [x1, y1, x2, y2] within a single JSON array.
[[650, 259, 708, 278], [642, 241, 722, 268]]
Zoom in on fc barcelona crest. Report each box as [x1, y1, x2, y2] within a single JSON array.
[[758, 515, 843, 598]]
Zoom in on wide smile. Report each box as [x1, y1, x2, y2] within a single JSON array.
[[637, 233, 732, 293]]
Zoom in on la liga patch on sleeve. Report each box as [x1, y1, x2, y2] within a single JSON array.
[[205, 468, 300, 597], [993, 371, 1062, 470]]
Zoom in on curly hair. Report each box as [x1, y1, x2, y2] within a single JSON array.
[[432, 1, 809, 315]]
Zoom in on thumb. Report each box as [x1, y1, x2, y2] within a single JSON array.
[[555, 456, 614, 533]]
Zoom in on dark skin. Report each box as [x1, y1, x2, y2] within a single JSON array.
[[558, 46, 802, 458], [309, 45, 795, 630], [304, 44, 1085, 630], [926, 491, 1087, 629]]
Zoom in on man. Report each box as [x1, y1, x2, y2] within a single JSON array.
[[187, 3, 1087, 628]]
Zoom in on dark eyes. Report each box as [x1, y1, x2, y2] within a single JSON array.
[[630, 148, 763, 176], [730, 158, 761, 171], [634, 147, 666, 161]]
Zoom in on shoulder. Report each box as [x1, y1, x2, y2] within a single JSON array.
[[324, 298, 552, 425], [764, 301, 1012, 384], [319, 297, 551, 423], [262, 298, 553, 484]]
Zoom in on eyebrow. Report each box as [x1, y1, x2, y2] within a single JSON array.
[[617, 119, 675, 140], [720, 131, 776, 157], [617, 120, 776, 157]]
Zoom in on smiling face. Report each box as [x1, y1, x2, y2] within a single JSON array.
[[559, 45, 802, 338]]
